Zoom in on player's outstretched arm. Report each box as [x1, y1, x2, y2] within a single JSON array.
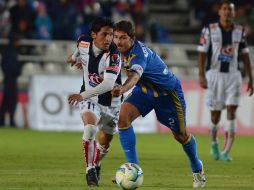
[[67, 48, 80, 66], [242, 53, 254, 96], [80, 74, 117, 100], [111, 71, 140, 97]]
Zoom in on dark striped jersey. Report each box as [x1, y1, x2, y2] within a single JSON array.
[[75, 35, 122, 107], [197, 22, 249, 73]]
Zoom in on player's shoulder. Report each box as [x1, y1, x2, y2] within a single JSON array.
[[207, 22, 219, 30], [132, 41, 147, 58], [77, 34, 92, 43], [233, 24, 244, 31], [76, 34, 92, 48]]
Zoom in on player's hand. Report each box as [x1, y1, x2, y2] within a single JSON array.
[[247, 80, 254, 96], [75, 60, 82, 70], [67, 54, 76, 66], [199, 75, 208, 89], [111, 85, 124, 97], [68, 94, 83, 106]]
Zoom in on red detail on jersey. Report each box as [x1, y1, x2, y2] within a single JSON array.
[[88, 73, 103, 84], [79, 41, 89, 48], [209, 23, 218, 29], [221, 45, 233, 55], [77, 34, 85, 42], [106, 66, 120, 73], [200, 37, 206, 45], [111, 54, 120, 62], [235, 25, 243, 31]]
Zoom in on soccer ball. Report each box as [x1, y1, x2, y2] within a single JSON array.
[[115, 163, 144, 190]]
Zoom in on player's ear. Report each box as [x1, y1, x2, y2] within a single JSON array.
[[91, 32, 96, 39]]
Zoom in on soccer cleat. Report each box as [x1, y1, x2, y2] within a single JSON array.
[[193, 160, 206, 188], [211, 143, 220, 160], [112, 178, 117, 184], [219, 153, 232, 161], [86, 168, 99, 187], [95, 165, 101, 181]]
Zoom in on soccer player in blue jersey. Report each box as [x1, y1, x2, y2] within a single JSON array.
[[198, 0, 253, 162], [112, 20, 206, 188]]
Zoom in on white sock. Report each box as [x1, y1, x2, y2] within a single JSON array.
[[94, 143, 109, 167], [222, 120, 236, 154], [82, 124, 98, 173], [209, 122, 219, 144]]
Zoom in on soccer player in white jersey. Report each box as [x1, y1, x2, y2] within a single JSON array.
[[67, 17, 122, 186], [198, 0, 253, 161]]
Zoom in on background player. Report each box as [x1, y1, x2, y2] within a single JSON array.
[[197, 0, 253, 161], [112, 20, 206, 188], [67, 17, 122, 186]]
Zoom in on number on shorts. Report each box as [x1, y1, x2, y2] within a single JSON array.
[[87, 101, 95, 111]]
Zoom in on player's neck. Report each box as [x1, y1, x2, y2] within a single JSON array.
[[220, 20, 233, 31], [92, 42, 103, 57], [122, 41, 134, 56]]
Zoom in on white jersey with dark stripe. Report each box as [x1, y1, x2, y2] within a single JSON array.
[[197, 22, 249, 73], [76, 35, 122, 107]]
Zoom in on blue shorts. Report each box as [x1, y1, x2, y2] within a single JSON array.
[[125, 81, 186, 134]]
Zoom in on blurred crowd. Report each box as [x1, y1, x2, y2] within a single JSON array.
[[1, 0, 254, 43], [0, 0, 163, 42]]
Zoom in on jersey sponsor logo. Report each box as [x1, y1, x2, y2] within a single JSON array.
[[163, 67, 169, 75], [88, 73, 103, 87], [111, 53, 120, 63], [218, 45, 234, 62], [79, 41, 89, 48]]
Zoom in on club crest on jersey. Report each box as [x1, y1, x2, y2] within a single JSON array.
[[111, 54, 120, 63], [218, 45, 234, 62], [88, 73, 103, 87]]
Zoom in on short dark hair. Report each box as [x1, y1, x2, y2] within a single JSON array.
[[219, 0, 234, 7], [90, 17, 114, 33], [114, 20, 135, 39]]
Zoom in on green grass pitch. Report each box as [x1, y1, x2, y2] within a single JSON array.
[[0, 128, 254, 190]]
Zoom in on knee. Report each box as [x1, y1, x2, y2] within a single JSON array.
[[118, 117, 131, 130], [211, 115, 220, 125], [82, 124, 98, 141], [173, 132, 189, 144], [227, 112, 236, 120], [97, 143, 109, 153]]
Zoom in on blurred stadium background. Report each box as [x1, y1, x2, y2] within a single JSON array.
[[1, 1, 254, 189], [0, 0, 254, 134], [0, 0, 253, 134]]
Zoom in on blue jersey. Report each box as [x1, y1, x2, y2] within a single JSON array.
[[122, 40, 178, 97]]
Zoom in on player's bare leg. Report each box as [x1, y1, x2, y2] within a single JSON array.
[[209, 111, 221, 160], [172, 131, 206, 188], [81, 112, 99, 186], [94, 130, 113, 181], [220, 106, 237, 161]]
